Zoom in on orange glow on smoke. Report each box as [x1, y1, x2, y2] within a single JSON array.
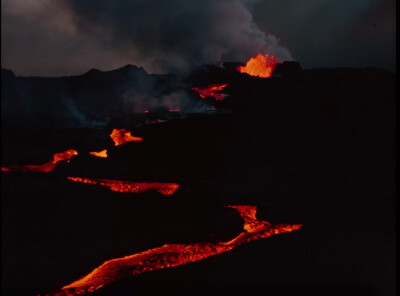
[[192, 83, 228, 101], [67, 177, 180, 195], [43, 205, 301, 296], [1, 149, 78, 173], [110, 129, 143, 146], [89, 150, 108, 158], [237, 53, 278, 78]]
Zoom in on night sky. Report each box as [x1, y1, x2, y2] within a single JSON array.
[[1, 0, 396, 76]]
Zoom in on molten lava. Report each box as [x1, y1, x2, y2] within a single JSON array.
[[192, 83, 228, 101], [1, 149, 78, 173], [89, 150, 108, 158], [237, 53, 278, 78], [67, 177, 180, 195], [43, 205, 301, 296], [110, 128, 143, 146]]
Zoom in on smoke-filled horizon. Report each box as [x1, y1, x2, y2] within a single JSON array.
[[1, 0, 395, 76], [1, 0, 292, 76]]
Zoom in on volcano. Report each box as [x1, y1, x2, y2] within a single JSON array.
[[1, 59, 395, 296]]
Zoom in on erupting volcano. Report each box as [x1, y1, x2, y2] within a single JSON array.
[[1, 149, 78, 173], [192, 83, 228, 101], [110, 128, 143, 146], [67, 177, 180, 195], [43, 205, 301, 296], [237, 54, 278, 78]]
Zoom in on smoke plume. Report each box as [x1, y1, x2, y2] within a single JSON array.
[[1, 0, 292, 76]]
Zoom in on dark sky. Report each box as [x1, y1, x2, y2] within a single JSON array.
[[1, 0, 395, 76]]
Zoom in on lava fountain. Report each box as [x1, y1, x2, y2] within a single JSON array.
[[67, 177, 180, 195], [43, 205, 301, 296], [237, 54, 278, 78]]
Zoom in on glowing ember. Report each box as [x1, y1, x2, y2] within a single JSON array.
[[237, 53, 278, 78], [1, 149, 78, 173], [110, 128, 143, 146], [89, 150, 108, 158], [192, 83, 228, 101], [43, 205, 301, 296], [67, 177, 180, 195]]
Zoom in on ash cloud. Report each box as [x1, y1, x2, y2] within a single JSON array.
[[67, 0, 292, 74]]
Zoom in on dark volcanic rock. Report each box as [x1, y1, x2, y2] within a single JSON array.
[[273, 61, 303, 77], [1, 65, 396, 296], [1, 65, 183, 128]]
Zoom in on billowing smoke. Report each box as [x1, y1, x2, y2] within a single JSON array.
[[67, 0, 292, 73], [1, 0, 291, 76]]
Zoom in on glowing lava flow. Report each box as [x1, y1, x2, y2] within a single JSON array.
[[192, 83, 228, 101], [237, 53, 278, 78], [67, 177, 180, 195], [43, 205, 301, 296], [89, 150, 108, 158], [1, 149, 78, 173], [110, 128, 143, 146]]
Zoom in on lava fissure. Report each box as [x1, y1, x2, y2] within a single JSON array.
[[1, 149, 78, 173], [67, 177, 180, 195], [43, 205, 301, 296]]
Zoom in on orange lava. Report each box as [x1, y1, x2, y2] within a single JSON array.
[[169, 109, 181, 112], [192, 83, 228, 101], [67, 177, 180, 195], [43, 205, 301, 296], [89, 150, 108, 158], [1, 149, 78, 173], [110, 128, 143, 146], [237, 53, 278, 78]]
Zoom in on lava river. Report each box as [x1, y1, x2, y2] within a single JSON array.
[[43, 205, 301, 296], [1, 149, 78, 173], [67, 177, 180, 195]]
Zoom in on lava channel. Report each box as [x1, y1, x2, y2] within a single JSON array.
[[192, 83, 228, 101], [43, 205, 301, 296], [110, 128, 143, 146], [237, 53, 278, 78], [67, 177, 180, 195], [1, 149, 78, 173]]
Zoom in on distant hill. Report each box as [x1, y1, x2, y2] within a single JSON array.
[[1, 63, 394, 129]]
